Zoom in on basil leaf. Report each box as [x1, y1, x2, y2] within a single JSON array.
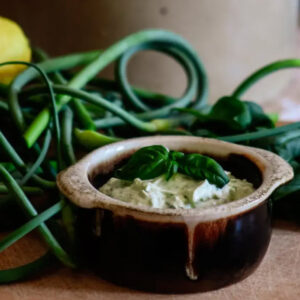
[[165, 151, 184, 180], [169, 150, 185, 161], [179, 153, 229, 188], [115, 145, 229, 188], [165, 160, 179, 181], [115, 145, 169, 180]]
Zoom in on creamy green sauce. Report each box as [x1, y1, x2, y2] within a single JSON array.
[[99, 172, 254, 209]]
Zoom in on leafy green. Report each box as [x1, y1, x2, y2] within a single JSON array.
[[177, 96, 299, 201], [208, 97, 252, 131], [244, 101, 275, 130], [115, 145, 229, 187], [179, 153, 229, 188], [179, 96, 274, 136], [188, 96, 252, 133], [165, 151, 184, 180], [115, 145, 170, 180]]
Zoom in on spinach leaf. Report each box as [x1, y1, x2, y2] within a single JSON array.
[[115, 145, 169, 180], [208, 96, 252, 131], [187, 96, 252, 134], [179, 153, 229, 188], [244, 101, 275, 130], [179, 97, 273, 136]]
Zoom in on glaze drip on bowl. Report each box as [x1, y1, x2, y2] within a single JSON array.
[[185, 218, 198, 280]]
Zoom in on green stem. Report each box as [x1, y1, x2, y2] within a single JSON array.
[[62, 107, 76, 165], [0, 130, 56, 189], [74, 128, 121, 150], [22, 84, 178, 132], [71, 98, 96, 130], [89, 77, 176, 106], [9, 50, 101, 133], [61, 202, 76, 245], [0, 99, 8, 111], [0, 185, 43, 195], [0, 61, 63, 173], [35, 47, 95, 132], [0, 200, 64, 252], [220, 122, 300, 143], [21, 129, 52, 185], [0, 252, 53, 283], [0, 164, 75, 268], [23, 109, 51, 147], [233, 59, 300, 98], [115, 41, 197, 111], [94, 113, 191, 129], [23, 29, 207, 146]]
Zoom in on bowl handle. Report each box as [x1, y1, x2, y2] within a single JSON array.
[[248, 147, 294, 190], [57, 161, 107, 209]]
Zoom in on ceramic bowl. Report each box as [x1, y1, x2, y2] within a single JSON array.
[[57, 136, 293, 293]]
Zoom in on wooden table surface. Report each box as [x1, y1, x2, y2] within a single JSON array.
[[0, 219, 300, 300]]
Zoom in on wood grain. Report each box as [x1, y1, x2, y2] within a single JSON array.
[[0, 221, 300, 300]]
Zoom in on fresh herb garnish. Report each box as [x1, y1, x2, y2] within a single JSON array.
[[115, 145, 229, 188], [165, 150, 184, 180], [114, 145, 170, 181], [178, 153, 229, 188]]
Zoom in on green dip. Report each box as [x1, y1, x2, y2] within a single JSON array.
[[99, 172, 254, 209]]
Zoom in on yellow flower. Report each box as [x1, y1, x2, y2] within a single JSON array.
[[0, 16, 31, 84]]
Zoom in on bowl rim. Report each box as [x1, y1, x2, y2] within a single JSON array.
[[57, 136, 294, 222]]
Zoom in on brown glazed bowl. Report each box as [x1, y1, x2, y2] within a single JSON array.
[[57, 136, 293, 293]]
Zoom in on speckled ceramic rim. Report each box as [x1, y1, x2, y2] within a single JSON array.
[[57, 136, 294, 222]]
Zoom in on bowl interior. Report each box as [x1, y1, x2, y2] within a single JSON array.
[[90, 151, 263, 191]]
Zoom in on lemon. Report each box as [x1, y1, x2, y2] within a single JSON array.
[[0, 16, 31, 84]]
